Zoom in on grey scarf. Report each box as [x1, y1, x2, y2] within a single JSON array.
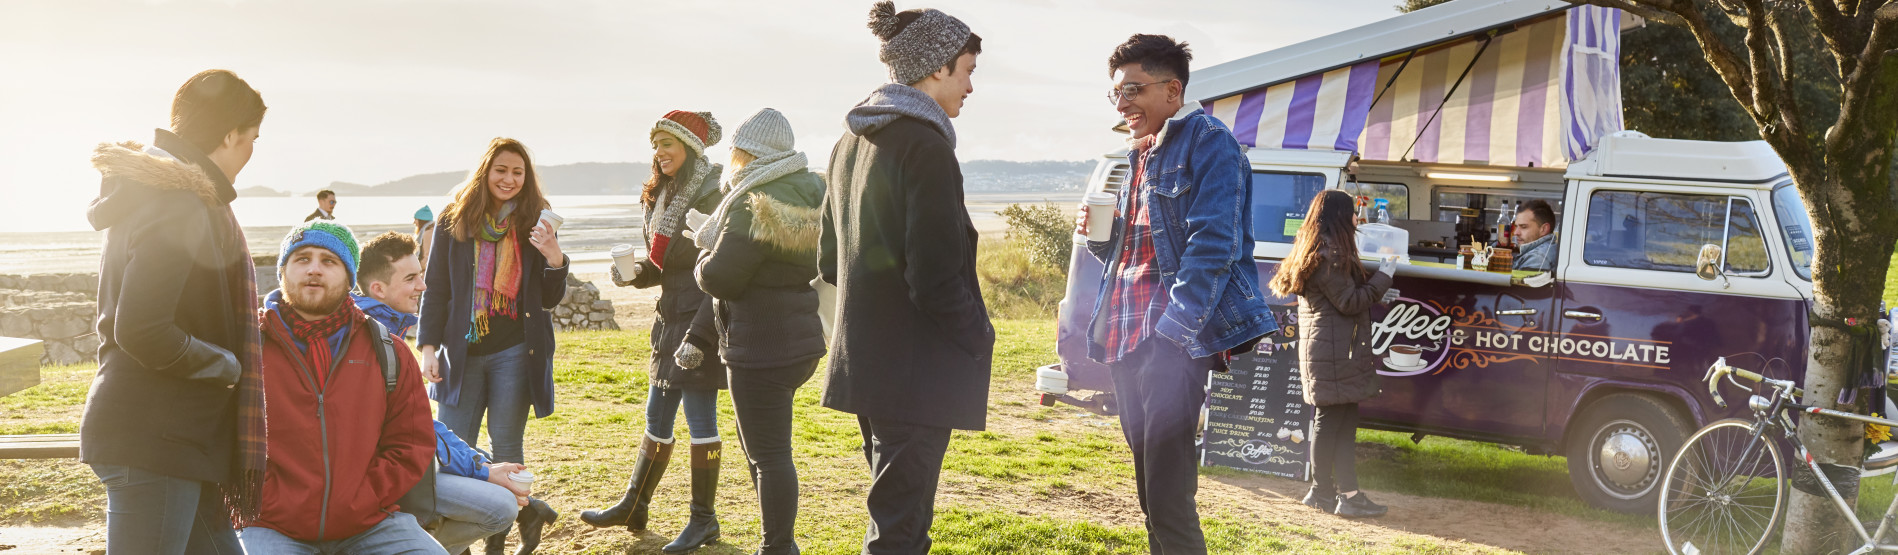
[[700, 150, 808, 253], [642, 158, 722, 262], [845, 83, 956, 148]]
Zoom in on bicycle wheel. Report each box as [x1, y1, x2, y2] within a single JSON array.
[[1659, 418, 1787, 555]]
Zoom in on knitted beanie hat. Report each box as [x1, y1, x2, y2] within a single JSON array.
[[278, 220, 361, 287], [413, 205, 433, 222], [732, 108, 796, 158], [652, 110, 722, 157], [868, 1, 972, 86]]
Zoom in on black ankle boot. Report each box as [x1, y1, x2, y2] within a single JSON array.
[[483, 523, 510, 555], [1300, 484, 1336, 511], [663, 441, 723, 554], [516, 498, 558, 555], [580, 434, 673, 532], [1333, 491, 1388, 518]]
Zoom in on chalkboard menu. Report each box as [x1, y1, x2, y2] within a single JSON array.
[[1201, 309, 1310, 480]]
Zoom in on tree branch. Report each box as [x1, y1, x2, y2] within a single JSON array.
[[1807, 0, 1872, 73], [1564, 0, 1686, 27]]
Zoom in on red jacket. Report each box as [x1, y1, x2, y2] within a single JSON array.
[[250, 308, 434, 542]]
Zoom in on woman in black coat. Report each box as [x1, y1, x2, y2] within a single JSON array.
[[693, 108, 826, 555], [1267, 189, 1397, 519], [581, 111, 728, 554]]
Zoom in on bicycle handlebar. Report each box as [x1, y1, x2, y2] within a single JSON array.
[[1704, 357, 1802, 409]]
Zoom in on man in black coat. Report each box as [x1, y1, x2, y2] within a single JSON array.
[[82, 69, 266, 555], [818, 3, 989, 553]]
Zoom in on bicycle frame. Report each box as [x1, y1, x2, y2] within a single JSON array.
[[1740, 369, 1898, 553]]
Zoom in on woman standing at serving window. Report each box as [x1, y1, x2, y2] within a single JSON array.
[[1267, 189, 1396, 519], [417, 137, 570, 553]]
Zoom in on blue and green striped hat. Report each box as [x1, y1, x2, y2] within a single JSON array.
[[278, 221, 361, 287]]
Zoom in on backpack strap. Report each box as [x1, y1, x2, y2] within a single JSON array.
[[365, 318, 399, 393]]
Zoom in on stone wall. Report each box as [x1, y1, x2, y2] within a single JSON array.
[[0, 273, 102, 366], [554, 274, 619, 331]]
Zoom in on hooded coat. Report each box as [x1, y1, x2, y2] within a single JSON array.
[[80, 129, 251, 484], [694, 170, 827, 370], [818, 84, 993, 431]]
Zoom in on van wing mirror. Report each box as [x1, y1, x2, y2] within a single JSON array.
[[1695, 244, 1725, 281]]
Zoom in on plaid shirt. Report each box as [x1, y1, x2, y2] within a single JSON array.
[[1101, 140, 1169, 363]]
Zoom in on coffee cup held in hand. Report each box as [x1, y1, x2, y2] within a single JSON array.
[[611, 243, 640, 279], [508, 469, 534, 503], [1083, 192, 1116, 242], [538, 209, 564, 234]]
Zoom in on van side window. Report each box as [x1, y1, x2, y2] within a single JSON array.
[[1344, 182, 1409, 219], [1582, 190, 1770, 275], [1250, 171, 1327, 243]]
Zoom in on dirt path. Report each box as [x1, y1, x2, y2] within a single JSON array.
[[0, 525, 101, 554]]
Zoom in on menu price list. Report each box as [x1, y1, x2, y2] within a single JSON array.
[[1201, 341, 1310, 481]]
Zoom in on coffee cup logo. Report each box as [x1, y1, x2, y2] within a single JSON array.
[[1371, 298, 1452, 376]]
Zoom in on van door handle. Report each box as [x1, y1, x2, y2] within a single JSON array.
[[1496, 309, 1538, 316], [1564, 310, 1603, 321]]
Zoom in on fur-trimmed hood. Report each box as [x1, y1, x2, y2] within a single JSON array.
[[88, 130, 232, 231], [747, 192, 821, 253]]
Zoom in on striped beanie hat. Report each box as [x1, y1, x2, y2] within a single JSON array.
[[652, 110, 722, 157], [278, 221, 361, 287]]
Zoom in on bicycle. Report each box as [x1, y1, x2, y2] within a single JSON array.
[[1659, 357, 1895, 554]]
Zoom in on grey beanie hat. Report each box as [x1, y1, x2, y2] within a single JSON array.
[[732, 108, 795, 158], [867, 1, 972, 86]]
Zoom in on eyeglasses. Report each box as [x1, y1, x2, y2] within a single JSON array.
[[1106, 80, 1177, 105]]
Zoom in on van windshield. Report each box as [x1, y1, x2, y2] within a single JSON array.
[[1770, 182, 1814, 281], [1250, 171, 1327, 243]]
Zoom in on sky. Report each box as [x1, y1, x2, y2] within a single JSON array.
[[0, 0, 1405, 219]]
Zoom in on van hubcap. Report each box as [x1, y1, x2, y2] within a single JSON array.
[[1594, 420, 1659, 498]]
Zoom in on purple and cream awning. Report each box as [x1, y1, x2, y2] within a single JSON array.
[[1205, 6, 1624, 169]]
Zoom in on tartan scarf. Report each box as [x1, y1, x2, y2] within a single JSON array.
[[281, 296, 362, 388], [219, 207, 268, 527], [468, 203, 522, 343]]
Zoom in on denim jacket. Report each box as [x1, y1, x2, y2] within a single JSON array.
[[1087, 106, 1278, 360]]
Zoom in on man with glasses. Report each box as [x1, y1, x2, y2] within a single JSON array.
[[1074, 34, 1277, 554]]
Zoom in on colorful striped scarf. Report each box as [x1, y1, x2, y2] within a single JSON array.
[[467, 203, 522, 343], [221, 206, 267, 526]]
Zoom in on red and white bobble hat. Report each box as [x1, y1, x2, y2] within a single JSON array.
[[651, 110, 723, 157]]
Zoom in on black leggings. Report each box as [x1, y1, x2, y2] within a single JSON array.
[[1311, 403, 1361, 493], [729, 360, 818, 555]]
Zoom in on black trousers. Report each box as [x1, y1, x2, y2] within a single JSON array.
[[856, 416, 952, 555], [1108, 338, 1211, 555], [729, 360, 819, 555], [1310, 402, 1361, 493]]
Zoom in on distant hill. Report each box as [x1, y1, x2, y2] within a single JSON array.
[[320, 159, 1092, 197], [236, 185, 291, 197]]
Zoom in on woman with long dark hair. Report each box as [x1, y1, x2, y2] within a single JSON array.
[[582, 111, 728, 554], [417, 137, 570, 553], [1267, 189, 1397, 519]]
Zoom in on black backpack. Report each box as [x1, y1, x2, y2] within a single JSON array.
[[364, 319, 442, 529]]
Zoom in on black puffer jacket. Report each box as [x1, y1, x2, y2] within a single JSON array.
[[694, 170, 827, 370], [624, 164, 727, 390], [1295, 241, 1394, 407], [81, 130, 251, 483]]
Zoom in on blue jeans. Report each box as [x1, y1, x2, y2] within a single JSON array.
[[645, 385, 719, 441], [239, 511, 446, 554], [430, 473, 518, 554], [439, 343, 532, 463], [90, 463, 242, 555]]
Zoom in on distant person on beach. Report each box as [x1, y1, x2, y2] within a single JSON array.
[[238, 221, 439, 553], [418, 137, 569, 554], [414, 205, 436, 270], [354, 231, 557, 555], [817, 4, 991, 553], [82, 68, 264, 555], [692, 107, 826, 555], [306, 189, 337, 222], [1076, 35, 1278, 551], [583, 110, 728, 555]]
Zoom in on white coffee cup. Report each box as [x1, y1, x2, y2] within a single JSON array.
[[539, 209, 564, 234], [611, 243, 639, 277], [1389, 344, 1423, 367], [508, 469, 534, 503], [1083, 192, 1116, 242]]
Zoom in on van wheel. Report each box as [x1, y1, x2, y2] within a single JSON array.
[[1565, 393, 1690, 513]]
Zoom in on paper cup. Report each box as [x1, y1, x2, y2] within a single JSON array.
[[538, 209, 564, 234], [1083, 192, 1116, 242], [508, 470, 534, 503], [611, 243, 639, 277]]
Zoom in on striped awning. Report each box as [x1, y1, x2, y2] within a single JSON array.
[[1206, 6, 1624, 169]]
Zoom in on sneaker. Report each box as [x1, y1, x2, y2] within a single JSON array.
[[1300, 485, 1336, 511], [1333, 492, 1388, 518]]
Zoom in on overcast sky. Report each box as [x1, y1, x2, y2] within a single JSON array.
[[2, 0, 1404, 206]]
